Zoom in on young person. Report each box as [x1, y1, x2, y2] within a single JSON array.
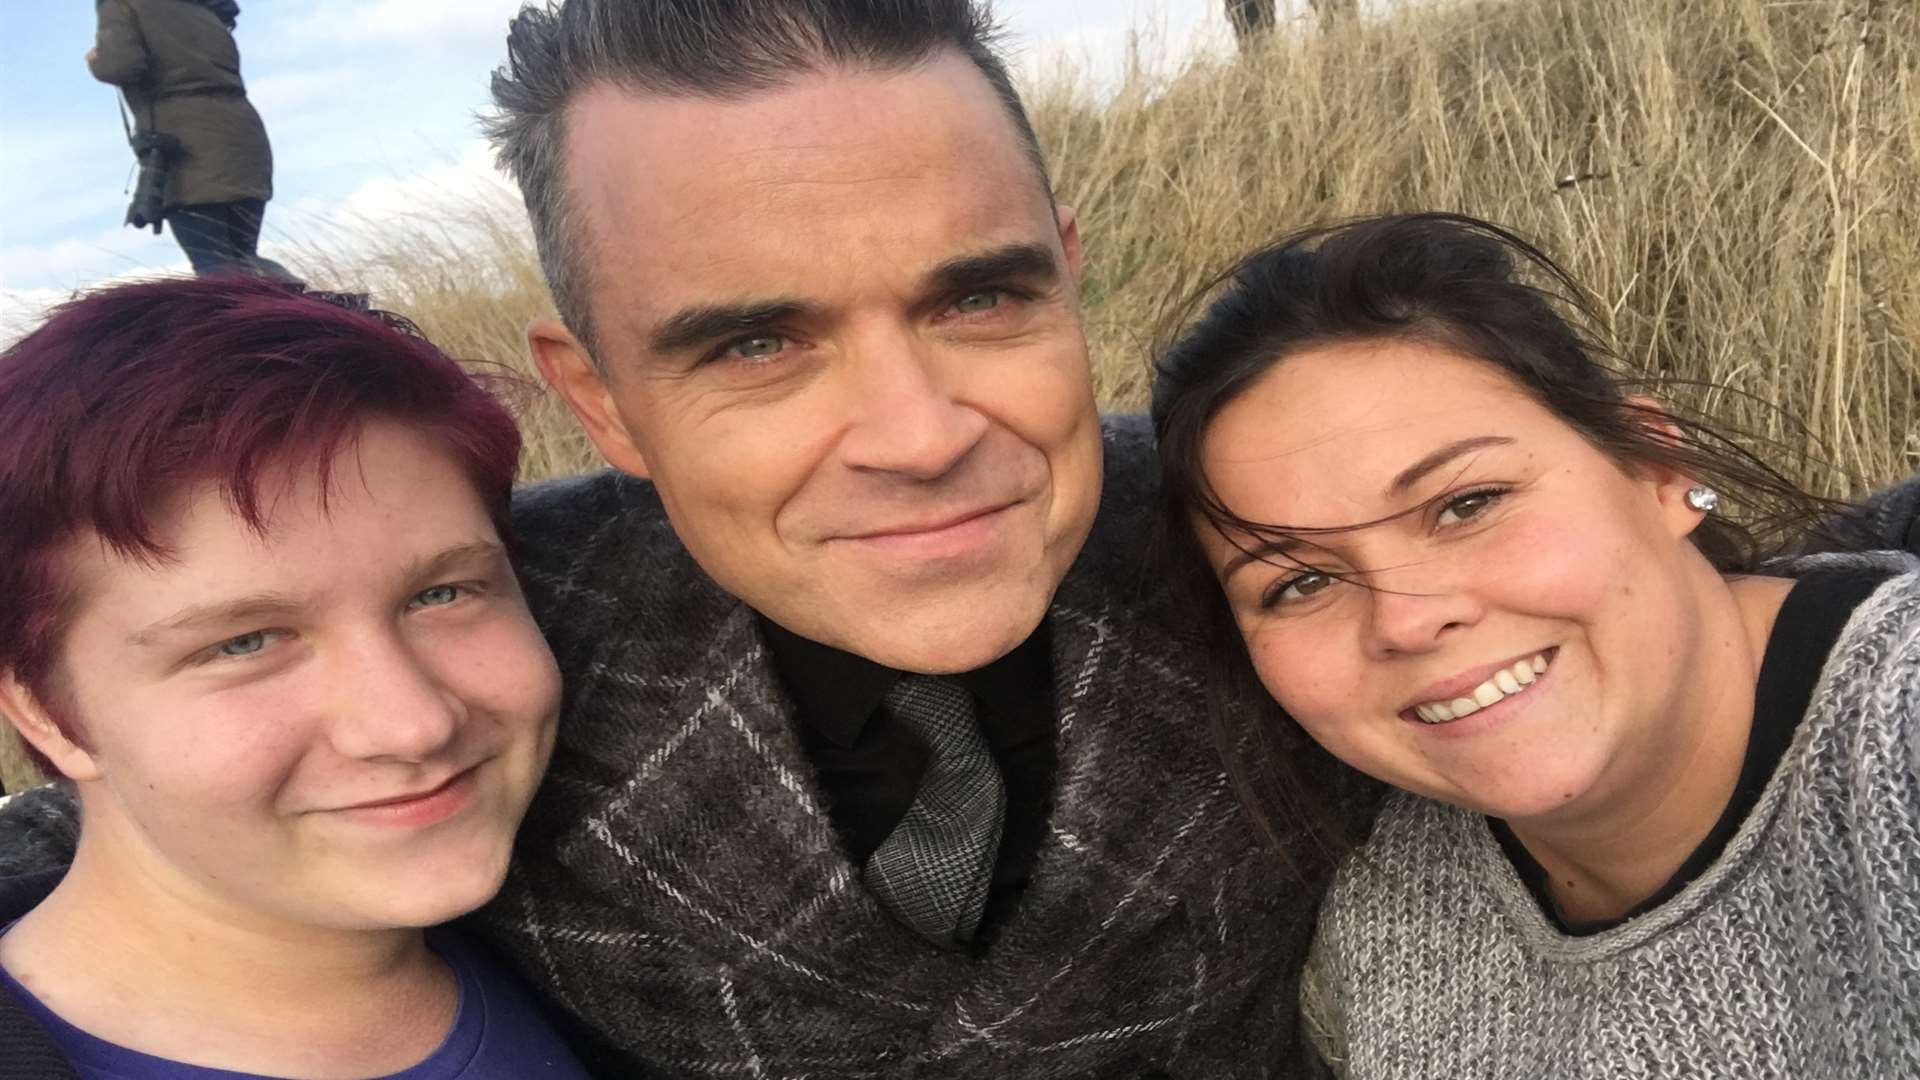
[[1151, 213, 1919, 1077], [0, 277, 591, 1078]]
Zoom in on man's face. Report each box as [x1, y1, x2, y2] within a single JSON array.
[[535, 52, 1103, 673]]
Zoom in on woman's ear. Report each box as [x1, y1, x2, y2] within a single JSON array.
[[0, 674, 102, 784], [1620, 395, 1711, 539]]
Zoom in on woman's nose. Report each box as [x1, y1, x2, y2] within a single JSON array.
[[1363, 577, 1484, 657]]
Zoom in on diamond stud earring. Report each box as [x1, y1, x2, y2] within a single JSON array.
[[1686, 485, 1720, 513]]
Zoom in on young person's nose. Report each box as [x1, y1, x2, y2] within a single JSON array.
[[325, 635, 468, 762], [836, 330, 989, 481]]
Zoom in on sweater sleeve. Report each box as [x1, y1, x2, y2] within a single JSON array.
[[87, 0, 149, 87]]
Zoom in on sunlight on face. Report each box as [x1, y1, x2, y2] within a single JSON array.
[[49, 419, 561, 933], [549, 52, 1103, 672], [1197, 340, 1712, 822]]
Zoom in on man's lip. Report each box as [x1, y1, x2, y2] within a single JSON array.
[[1404, 647, 1557, 711], [836, 502, 1017, 542], [334, 767, 474, 812]]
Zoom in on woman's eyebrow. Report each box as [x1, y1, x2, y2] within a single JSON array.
[[1388, 436, 1514, 495]]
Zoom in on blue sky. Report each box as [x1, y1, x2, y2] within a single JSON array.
[[0, 1, 1224, 332]]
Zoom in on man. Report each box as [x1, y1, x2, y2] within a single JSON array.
[[465, 2, 1350, 1074], [4, 1, 1915, 1076], [8, 2, 1351, 1074]]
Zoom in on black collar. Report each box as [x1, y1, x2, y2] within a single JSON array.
[[757, 616, 1052, 748]]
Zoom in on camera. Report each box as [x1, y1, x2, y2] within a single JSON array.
[[125, 132, 182, 233]]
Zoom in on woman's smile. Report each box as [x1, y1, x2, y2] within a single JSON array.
[[1403, 647, 1556, 726]]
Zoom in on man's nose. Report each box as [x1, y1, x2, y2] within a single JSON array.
[[325, 634, 467, 762], [836, 328, 989, 481]]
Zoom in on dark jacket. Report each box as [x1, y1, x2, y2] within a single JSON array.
[[88, 0, 272, 209], [464, 416, 1354, 1078], [0, 808, 75, 1080]]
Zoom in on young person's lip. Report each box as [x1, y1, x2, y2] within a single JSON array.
[[333, 766, 479, 823]]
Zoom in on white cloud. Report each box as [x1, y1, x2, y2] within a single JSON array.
[[285, 0, 529, 50], [246, 67, 365, 117]]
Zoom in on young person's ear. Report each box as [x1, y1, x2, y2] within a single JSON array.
[[0, 674, 101, 783], [1621, 395, 1711, 539], [526, 317, 654, 480]]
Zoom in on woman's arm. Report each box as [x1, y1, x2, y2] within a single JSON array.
[[86, 0, 149, 87]]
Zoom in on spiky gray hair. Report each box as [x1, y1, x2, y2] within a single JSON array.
[[484, 0, 1049, 362]]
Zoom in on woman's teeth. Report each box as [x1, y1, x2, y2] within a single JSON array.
[[1413, 654, 1550, 724]]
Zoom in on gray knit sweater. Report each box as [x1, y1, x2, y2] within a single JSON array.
[[1302, 567, 1920, 1078]]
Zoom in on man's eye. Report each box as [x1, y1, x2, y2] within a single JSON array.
[[725, 335, 786, 361], [1436, 488, 1506, 527], [409, 584, 465, 609], [954, 290, 1003, 315]]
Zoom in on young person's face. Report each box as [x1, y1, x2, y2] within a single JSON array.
[[533, 51, 1103, 673], [13, 419, 560, 932], [1196, 340, 1714, 823]]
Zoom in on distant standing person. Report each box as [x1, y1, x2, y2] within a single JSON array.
[[87, 0, 286, 278]]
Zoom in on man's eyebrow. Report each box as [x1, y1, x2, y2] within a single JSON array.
[[925, 242, 1060, 296], [648, 299, 811, 355], [1388, 436, 1515, 496]]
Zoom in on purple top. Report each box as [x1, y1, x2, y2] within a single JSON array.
[[0, 928, 592, 1080]]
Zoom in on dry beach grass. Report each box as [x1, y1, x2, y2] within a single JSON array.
[[2, 0, 1915, 792]]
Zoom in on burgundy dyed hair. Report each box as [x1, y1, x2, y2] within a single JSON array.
[[0, 276, 523, 770]]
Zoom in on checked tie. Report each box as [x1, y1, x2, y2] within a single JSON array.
[[863, 674, 1008, 946]]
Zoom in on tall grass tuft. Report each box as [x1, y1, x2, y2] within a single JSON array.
[[2, 0, 1914, 793]]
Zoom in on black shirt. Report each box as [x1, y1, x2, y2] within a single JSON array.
[[1493, 571, 1890, 935], [758, 616, 1058, 939]]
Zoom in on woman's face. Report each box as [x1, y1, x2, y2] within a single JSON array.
[[32, 418, 561, 933], [1197, 339, 1715, 822]]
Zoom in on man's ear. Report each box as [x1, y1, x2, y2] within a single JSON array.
[[527, 317, 653, 480], [1055, 203, 1083, 283], [1621, 395, 1709, 539], [0, 675, 100, 784]]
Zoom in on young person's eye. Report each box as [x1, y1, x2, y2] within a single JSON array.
[[193, 629, 290, 665], [1435, 486, 1510, 527], [1260, 570, 1339, 610], [407, 583, 480, 610]]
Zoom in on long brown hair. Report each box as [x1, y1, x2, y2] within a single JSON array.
[[1149, 212, 1865, 853]]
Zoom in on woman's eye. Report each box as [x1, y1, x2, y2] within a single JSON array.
[[1264, 571, 1336, 608], [954, 290, 1003, 315], [725, 335, 786, 361], [410, 584, 464, 609], [1436, 489, 1504, 526]]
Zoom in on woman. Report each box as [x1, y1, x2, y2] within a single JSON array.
[[0, 278, 591, 1077], [88, 0, 289, 278], [1151, 213, 1918, 1077]]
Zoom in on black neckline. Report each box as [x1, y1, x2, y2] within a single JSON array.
[[1490, 571, 1888, 935]]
